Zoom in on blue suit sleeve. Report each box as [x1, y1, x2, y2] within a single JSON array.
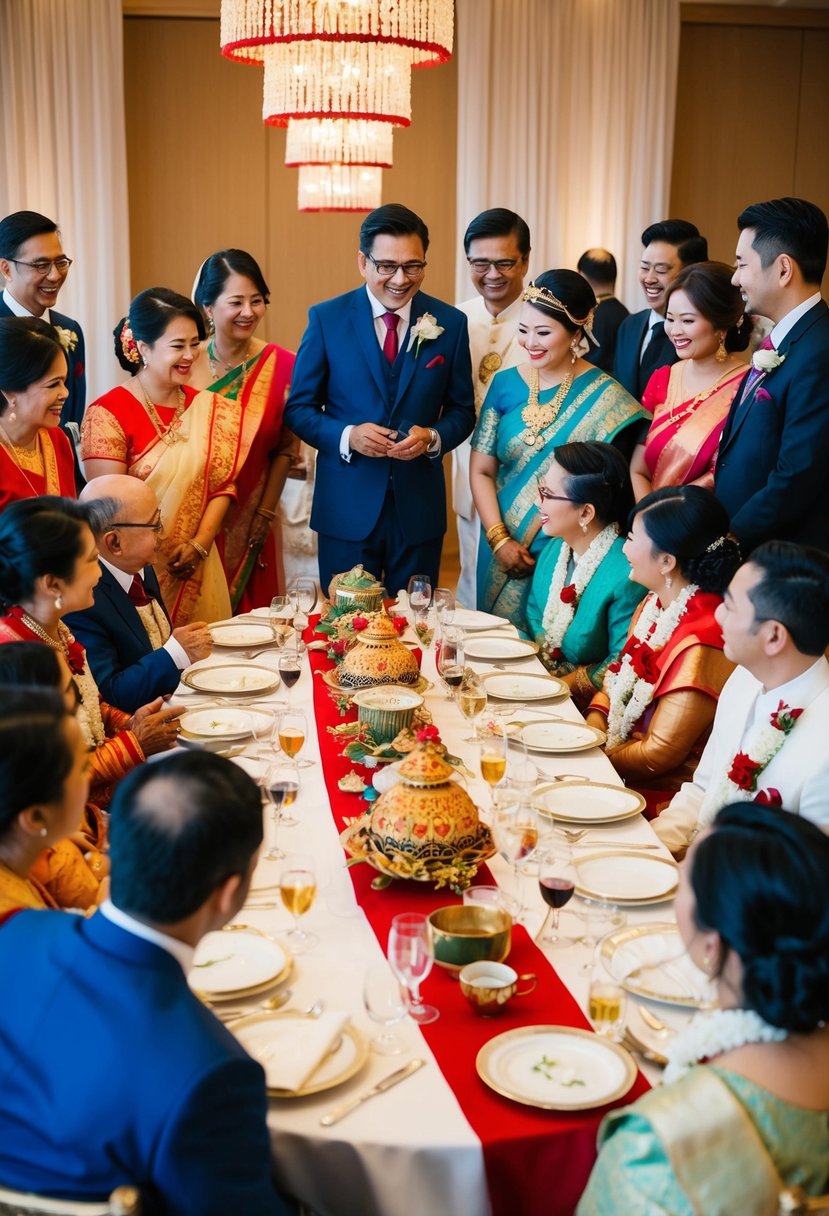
[[283, 307, 344, 459], [430, 311, 475, 455], [65, 609, 180, 714]]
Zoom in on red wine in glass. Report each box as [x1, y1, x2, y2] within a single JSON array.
[[443, 665, 465, 690], [280, 666, 301, 689], [539, 876, 575, 910]]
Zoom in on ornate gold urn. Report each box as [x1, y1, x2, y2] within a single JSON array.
[[339, 612, 420, 689]]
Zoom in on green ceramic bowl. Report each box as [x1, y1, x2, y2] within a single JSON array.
[[428, 905, 513, 974]]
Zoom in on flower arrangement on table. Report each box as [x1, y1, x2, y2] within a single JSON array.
[[329, 721, 469, 777]]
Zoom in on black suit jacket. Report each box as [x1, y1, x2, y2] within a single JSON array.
[[584, 296, 629, 374], [0, 295, 86, 433], [64, 563, 180, 713], [715, 299, 829, 553], [613, 308, 678, 399]]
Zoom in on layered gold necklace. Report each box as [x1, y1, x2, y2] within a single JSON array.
[[137, 375, 186, 446], [521, 368, 574, 446], [0, 422, 42, 495], [207, 338, 255, 399]]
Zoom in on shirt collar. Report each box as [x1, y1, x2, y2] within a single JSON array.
[[648, 309, 665, 330], [365, 283, 413, 328], [769, 292, 822, 347], [99, 899, 195, 973], [2, 287, 51, 324], [755, 655, 828, 713], [99, 555, 137, 594]]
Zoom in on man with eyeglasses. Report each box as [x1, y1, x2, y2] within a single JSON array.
[[285, 203, 475, 595], [64, 475, 212, 713], [0, 210, 86, 452], [454, 208, 531, 607]]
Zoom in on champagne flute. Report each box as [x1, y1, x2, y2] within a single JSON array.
[[476, 725, 508, 811], [538, 843, 577, 945], [262, 760, 300, 860], [279, 853, 318, 953], [275, 707, 312, 770], [278, 648, 302, 705], [270, 594, 291, 630], [407, 574, 432, 614], [437, 629, 465, 701], [458, 673, 487, 742], [387, 912, 439, 1025], [363, 962, 408, 1054], [492, 801, 539, 922], [433, 587, 455, 627]]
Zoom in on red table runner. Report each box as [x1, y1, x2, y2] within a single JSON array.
[[307, 632, 649, 1216]]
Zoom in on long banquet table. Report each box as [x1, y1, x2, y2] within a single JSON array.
[[174, 613, 687, 1216]]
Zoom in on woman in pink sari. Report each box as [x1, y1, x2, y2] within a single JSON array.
[[630, 262, 752, 500]]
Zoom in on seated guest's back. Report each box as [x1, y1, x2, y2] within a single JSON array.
[[0, 752, 293, 1215], [579, 803, 829, 1215]]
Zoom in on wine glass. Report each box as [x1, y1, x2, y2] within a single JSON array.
[[587, 953, 627, 1041], [278, 648, 302, 704], [492, 801, 539, 922], [407, 574, 432, 613], [295, 577, 317, 616], [476, 725, 508, 811], [262, 759, 300, 860], [433, 587, 455, 627], [437, 629, 465, 701], [279, 853, 318, 953], [248, 709, 275, 758], [538, 843, 577, 945], [508, 746, 538, 801], [387, 912, 439, 1025], [412, 606, 434, 648], [270, 595, 291, 630], [363, 962, 408, 1054], [275, 707, 312, 769], [458, 672, 487, 742]]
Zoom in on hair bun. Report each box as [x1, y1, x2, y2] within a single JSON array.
[[743, 944, 829, 1033]]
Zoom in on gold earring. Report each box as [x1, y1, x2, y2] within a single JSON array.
[[716, 334, 727, 363], [569, 340, 579, 364]]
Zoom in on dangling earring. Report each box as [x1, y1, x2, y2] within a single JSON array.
[[569, 339, 579, 365], [207, 313, 215, 337], [580, 519, 588, 534], [716, 333, 727, 363], [55, 594, 63, 611], [664, 574, 673, 590]]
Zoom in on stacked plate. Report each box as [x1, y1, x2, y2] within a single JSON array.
[[476, 1025, 636, 1110], [182, 664, 281, 697], [574, 852, 678, 905], [188, 929, 292, 1001], [533, 781, 645, 824], [481, 672, 567, 702], [179, 706, 272, 747]]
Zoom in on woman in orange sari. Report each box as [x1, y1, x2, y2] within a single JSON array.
[[630, 263, 751, 499], [0, 316, 76, 510], [191, 249, 298, 611], [81, 288, 252, 626], [587, 486, 741, 815]]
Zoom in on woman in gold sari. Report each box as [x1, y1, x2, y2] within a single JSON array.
[[81, 288, 251, 626], [191, 250, 298, 611]]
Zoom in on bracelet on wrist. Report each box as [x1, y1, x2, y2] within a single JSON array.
[[190, 539, 209, 561], [255, 507, 277, 520], [485, 521, 508, 543], [491, 536, 511, 556]]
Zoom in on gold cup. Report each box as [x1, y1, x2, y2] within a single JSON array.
[[459, 961, 537, 1016]]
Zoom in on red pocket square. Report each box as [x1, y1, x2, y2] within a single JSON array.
[[425, 354, 445, 369]]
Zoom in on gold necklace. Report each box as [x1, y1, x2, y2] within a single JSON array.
[[208, 338, 255, 399], [20, 610, 64, 651], [521, 368, 574, 446], [0, 421, 42, 495], [137, 375, 186, 446], [669, 363, 740, 422]]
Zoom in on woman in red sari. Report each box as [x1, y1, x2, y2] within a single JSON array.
[[630, 263, 751, 499], [587, 486, 741, 815], [191, 249, 299, 611], [0, 316, 76, 510]]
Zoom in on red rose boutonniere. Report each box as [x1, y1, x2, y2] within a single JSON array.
[[560, 584, 577, 605], [770, 701, 803, 732], [65, 636, 86, 676], [728, 751, 762, 792]]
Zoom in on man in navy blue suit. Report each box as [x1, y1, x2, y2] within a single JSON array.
[[64, 475, 212, 713], [0, 211, 86, 451], [612, 219, 708, 399], [285, 203, 475, 594], [0, 750, 293, 1214], [716, 198, 829, 554]]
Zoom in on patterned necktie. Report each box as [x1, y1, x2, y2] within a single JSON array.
[[128, 574, 152, 608], [740, 333, 775, 401], [381, 311, 399, 365]]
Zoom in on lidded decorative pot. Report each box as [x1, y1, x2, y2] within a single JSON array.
[[340, 612, 420, 689]]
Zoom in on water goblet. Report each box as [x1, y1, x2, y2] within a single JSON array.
[[275, 707, 312, 769], [295, 577, 317, 616], [538, 843, 577, 945], [433, 587, 455, 627], [492, 801, 539, 921], [279, 853, 318, 953], [387, 912, 439, 1025], [437, 630, 465, 701], [407, 574, 432, 614], [262, 760, 301, 860], [363, 962, 408, 1054]]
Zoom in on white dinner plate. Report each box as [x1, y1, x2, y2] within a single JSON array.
[[210, 621, 278, 648], [188, 930, 291, 998], [476, 1025, 636, 1110], [182, 664, 282, 696], [517, 719, 606, 753], [481, 672, 568, 702], [463, 635, 539, 661], [600, 923, 716, 1008], [575, 852, 678, 904], [232, 1013, 369, 1098], [532, 781, 645, 823], [452, 608, 512, 632], [179, 706, 272, 741]]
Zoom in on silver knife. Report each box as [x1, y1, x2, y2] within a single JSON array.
[[319, 1058, 426, 1127]]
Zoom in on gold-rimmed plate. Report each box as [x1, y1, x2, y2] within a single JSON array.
[[182, 664, 282, 697], [463, 635, 540, 661], [516, 720, 606, 754], [600, 923, 715, 1008], [532, 780, 645, 824], [476, 1025, 637, 1111], [481, 672, 568, 702], [575, 852, 678, 904], [232, 1012, 369, 1098], [179, 706, 272, 742], [210, 621, 280, 649], [188, 929, 292, 999]]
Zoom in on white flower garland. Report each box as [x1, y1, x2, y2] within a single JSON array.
[[540, 525, 619, 653], [664, 1008, 787, 1084], [604, 585, 699, 748], [702, 704, 802, 827]]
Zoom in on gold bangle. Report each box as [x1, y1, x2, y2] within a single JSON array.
[[485, 522, 508, 542], [190, 539, 208, 561], [255, 507, 277, 520], [491, 536, 511, 556]]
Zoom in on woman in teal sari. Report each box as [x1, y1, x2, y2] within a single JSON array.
[[470, 270, 646, 632]]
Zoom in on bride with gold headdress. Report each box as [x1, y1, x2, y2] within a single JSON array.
[[470, 269, 646, 632]]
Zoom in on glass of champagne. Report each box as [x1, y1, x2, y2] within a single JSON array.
[[477, 725, 508, 811], [270, 594, 291, 632], [279, 853, 318, 953], [587, 954, 626, 1041], [458, 673, 487, 742], [437, 629, 465, 701], [433, 587, 455, 627], [387, 912, 439, 1025], [407, 574, 432, 614], [492, 801, 539, 921], [538, 843, 577, 945], [363, 961, 408, 1055], [278, 648, 302, 705], [275, 707, 312, 770], [262, 760, 300, 860]]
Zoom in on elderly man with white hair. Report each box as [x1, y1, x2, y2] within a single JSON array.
[[64, 474, 212, 713]]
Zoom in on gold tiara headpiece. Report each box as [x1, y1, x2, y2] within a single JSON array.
[[522, 281, 598, 345]]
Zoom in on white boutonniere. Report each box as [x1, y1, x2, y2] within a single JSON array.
[[752, 347, 784, 373], [54, 326, 79, 353], [406, 312, 444, 357]]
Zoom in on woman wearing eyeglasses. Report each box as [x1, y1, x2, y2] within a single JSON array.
[[0, 316, 77, 510], [190, 249, 299, 612], [469, 270, 646, 633], [525, 443, 646, 711]]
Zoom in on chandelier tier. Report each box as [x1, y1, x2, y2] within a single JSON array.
[[285, 118, 394, 167], [297, 164, 382, 212], [263, 39, 412, 126]]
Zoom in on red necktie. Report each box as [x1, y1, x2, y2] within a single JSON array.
[[128, 574, 152, 607], [381, 312, 399, 365]]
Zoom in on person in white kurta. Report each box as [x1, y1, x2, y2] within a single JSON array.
[[454, 210, 530, 607], [654, 542, 829, 855]]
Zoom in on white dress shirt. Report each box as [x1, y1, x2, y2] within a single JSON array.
[[99, 898, 195, 973], [2, 286, 50, 323], [770, 291, 822, 347]]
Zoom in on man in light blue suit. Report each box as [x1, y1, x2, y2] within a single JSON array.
[[0, 752, 293, 1215], [285, 203, 475, 594]]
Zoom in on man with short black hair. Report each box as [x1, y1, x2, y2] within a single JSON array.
[[654, 541, 829, 856], [0, 752, 293, 1214], [577, 248, 629, 374], [285, 203, 475, 593], [454, 207, 531, 606], [613, 219, 708, 398], [715, 197, 829, 553]]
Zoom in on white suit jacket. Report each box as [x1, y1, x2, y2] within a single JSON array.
[[654, 657, 829, 855]]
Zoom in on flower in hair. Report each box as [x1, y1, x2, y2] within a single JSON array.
[[120, 320, 140, 365]]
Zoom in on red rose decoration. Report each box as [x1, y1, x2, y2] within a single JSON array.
[[548, 647, 563, 660], [416, 724, 440, 743], [331, 639, 346, 655], [560, 584, 577, 605], [754, 787, 782, 807], [728, 751, 761, 792], [391, 616, 407, 634], [629, 643, 660, 683], [351, 616, 368, 631]]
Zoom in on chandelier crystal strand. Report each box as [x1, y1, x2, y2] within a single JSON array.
[[285, 118, 394, 166], [263, 40, 412, 125], [297, 164, 382, 212]]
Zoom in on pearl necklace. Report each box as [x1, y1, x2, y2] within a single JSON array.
[[664, 1008, 787, 1084], [521, 368, 574, 446], [136, 375, 186, 446]]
